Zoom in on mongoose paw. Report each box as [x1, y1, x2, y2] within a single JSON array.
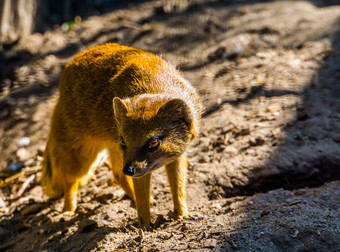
[[62, 210, 76, 216], [167, 210, 190, 220]]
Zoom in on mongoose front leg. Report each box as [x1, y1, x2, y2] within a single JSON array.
[[133, 173, 151, 229], [62, 177, 79, 214], [165, 155, 189, 218]]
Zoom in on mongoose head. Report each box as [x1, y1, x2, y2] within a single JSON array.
[[113, 94, 198, 177]]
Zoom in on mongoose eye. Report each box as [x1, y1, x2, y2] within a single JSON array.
[[120, 136, 126, 149], [148, 138, 160, 150]]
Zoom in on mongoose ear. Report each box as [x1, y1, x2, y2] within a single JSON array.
[[113, 97, 128, 118], [158, 98, 197, 137]]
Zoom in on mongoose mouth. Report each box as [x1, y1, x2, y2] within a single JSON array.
[[123, 163, 160, 178], [123, 156, 179, 177], [131, 170, 151, 178], [122, 162, 150, 177], [124, 166, 156, 178]]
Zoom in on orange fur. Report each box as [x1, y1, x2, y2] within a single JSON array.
[[41, 43, 201, 228]]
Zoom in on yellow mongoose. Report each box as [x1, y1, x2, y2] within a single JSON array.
[[41, 43, 201, 228]]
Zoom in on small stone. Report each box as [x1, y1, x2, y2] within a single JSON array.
[[77, 206, 88, 215], [17, 137, 30, 147], [6, 162, 25, 172], [20, 203, 44, 216], [0, 197, 6, 208], [234, 128, 250, 137], [296, 107, 309, 120], [198, 155, 210, 163], [37, 145, 45, 157], [107, 178, 114, 186], [248, 137, 265, 147], [181, 224, 189, 232], [95, 193, 113, 204], [204, 239, 217, 248], [16, 148, 29, 161], [208, 46, 226, 61], [113, 189, 125, 199], [201, 145, 210, 152], [199, 137, 211, 145], [291, 229, 299, 238], [78, 218, 98, 233], [266, 103, 281, 113], [153, 214, 167, 229]]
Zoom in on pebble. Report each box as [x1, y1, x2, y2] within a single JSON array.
[[181, 223, 189, 232], [16, 148, 29, 161], [204, 239, 217, 248], [266, 103, 281, 113], [37, 145, 45, 157], [6, 162, 25, 172], [78, 218, 98, 233], [0, 197, 6, 208], [198, 155, 210, 163], [17, 137, 30, 147], [95, 193, 113, 204], [20, 203, 44, 216], [201, 145, 210, 152], [248, 137, 265, 147], [199, 137, 211, 146], [291, 229, 299, 238]]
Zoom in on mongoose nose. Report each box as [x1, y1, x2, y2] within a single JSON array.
[[123, 165, 135, 176]]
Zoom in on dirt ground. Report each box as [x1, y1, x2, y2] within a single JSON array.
[[1, 0, 340, 251]]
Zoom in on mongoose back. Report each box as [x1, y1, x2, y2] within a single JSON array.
[[41, 43, 201, 228]]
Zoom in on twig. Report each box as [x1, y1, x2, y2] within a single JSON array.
[[0, 165, 40, 188], [121, 22, 142, 31], [24, 166, 41, 173], [118, 219, 128, 231], [12, 174, 35, 199], [0, 171, 25, 188]]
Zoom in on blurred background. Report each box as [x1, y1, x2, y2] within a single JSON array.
[[0, 0, 146, 48], [1, 0, 340, 48]]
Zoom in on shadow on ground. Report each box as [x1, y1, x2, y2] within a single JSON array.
[[221, 15, 340, 197], [218, 12, 340, 252]]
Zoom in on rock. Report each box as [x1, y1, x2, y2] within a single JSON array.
[[20, 203, 44, 216], [78, 218, 98, 233], [0, 197, 6, 208], [266, 103, 281, 113], [198, 155, 210, 163], [4, 162, 25, 174], [36, 145, 45, 157], [153, 214, 167, 229], [95, 193, 113, 204], [208, 46, 226, 61], [248, 137, 266, 147], [204, 239, 217, 248], [16, 148, 29, 161], [17, 137, 30, 147], [296, 107, 309, 120], [181, 223, 189, 232], [234, 128, 250, 138], [201, 145, 210, 152]]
